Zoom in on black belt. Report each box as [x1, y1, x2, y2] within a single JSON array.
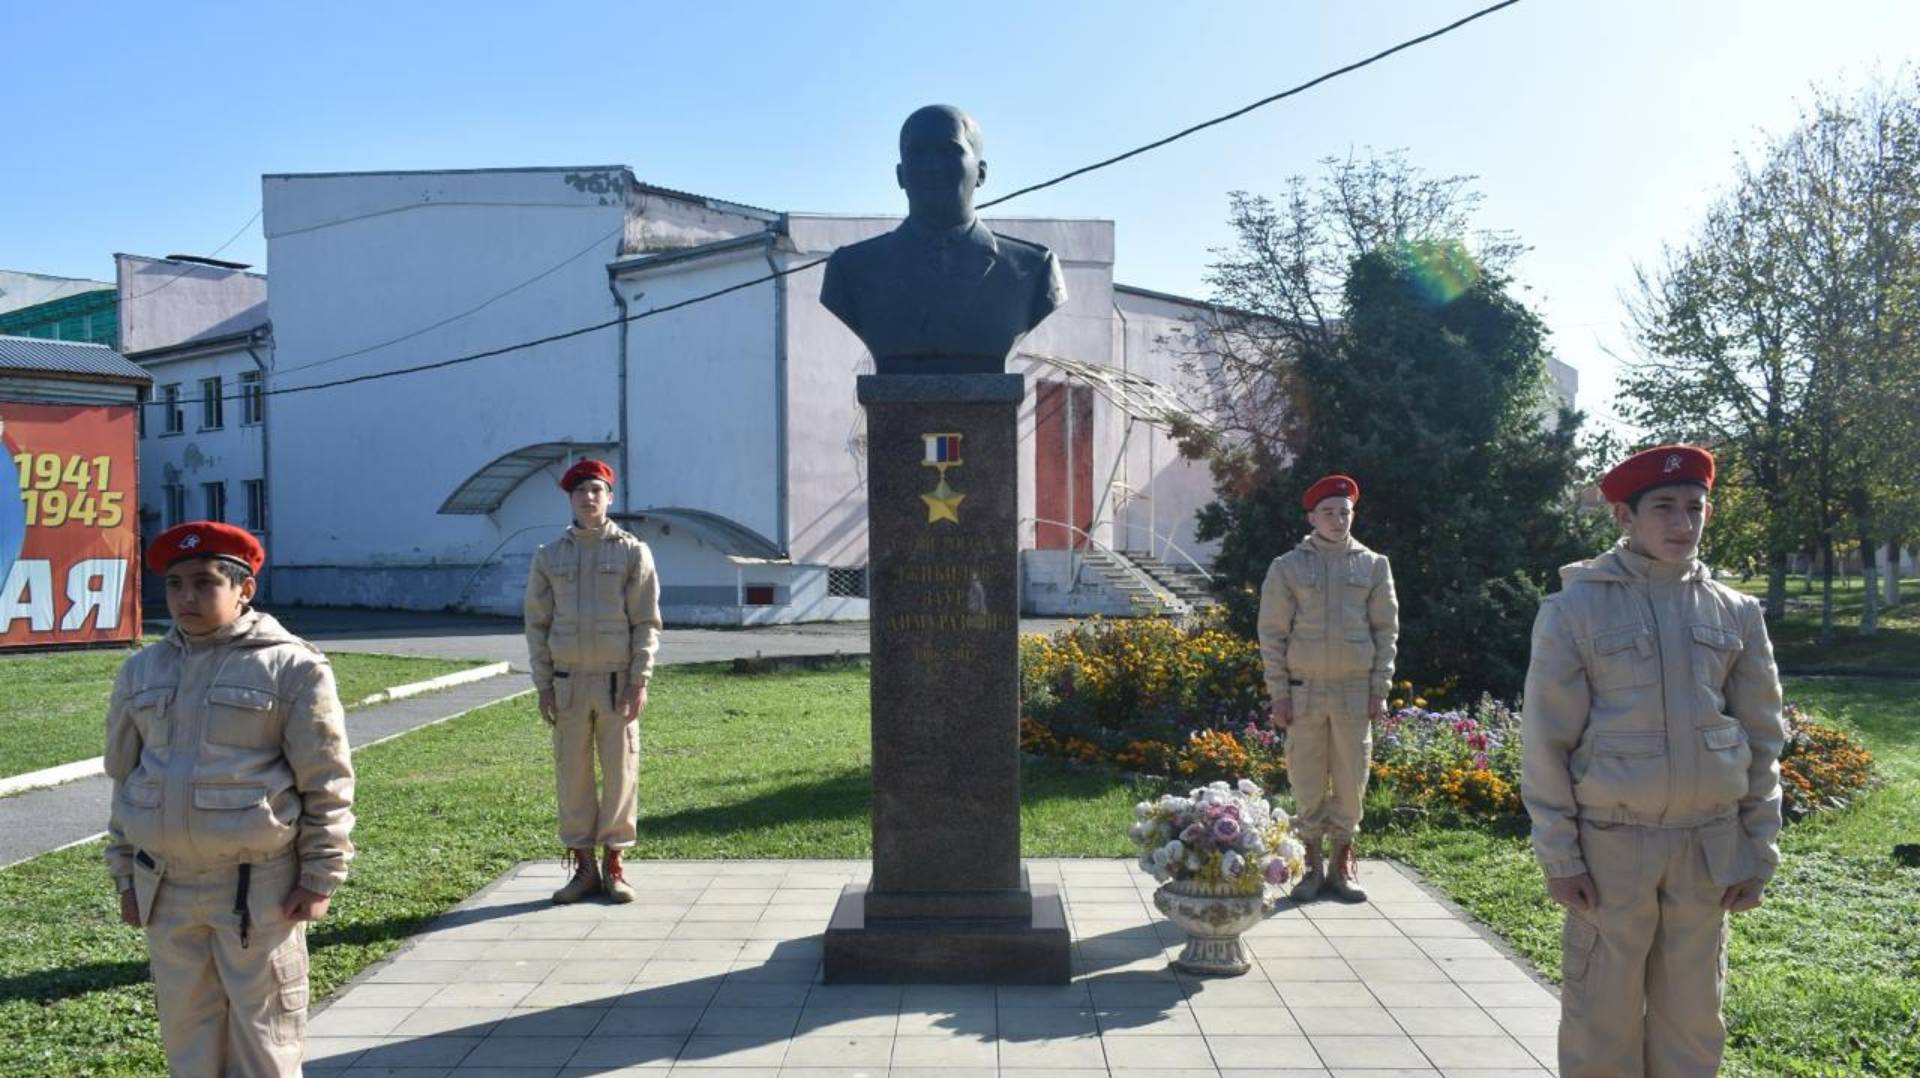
[[235, 864, 253, 949]]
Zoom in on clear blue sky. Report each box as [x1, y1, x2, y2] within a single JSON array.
[[5, 0, 1916, 429]]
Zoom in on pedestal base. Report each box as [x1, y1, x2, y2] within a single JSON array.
[[822, 883, 1071, 984]]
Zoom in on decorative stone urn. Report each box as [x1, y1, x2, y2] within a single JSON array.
[[1152, 877, 1268, 976]]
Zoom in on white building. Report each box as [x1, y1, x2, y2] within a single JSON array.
[[117, 255, 273, 596], [257, 167, 1228, 623]]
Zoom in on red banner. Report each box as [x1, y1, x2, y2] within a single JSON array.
[[0, 401, 140, 648]]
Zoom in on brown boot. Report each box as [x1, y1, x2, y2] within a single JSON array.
[[601, 848, 636, 904], [552, 848, 600, 904], [1289, 841, 1325, 903], [1325, 842, 1367, 903]]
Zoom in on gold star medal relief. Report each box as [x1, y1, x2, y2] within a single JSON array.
[[920, 432, 966, 524]]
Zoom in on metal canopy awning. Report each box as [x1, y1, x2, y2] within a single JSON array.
[[1019, 352, 1213, 431], [438, 441, 618, 515], [613, 507, 785, 562]]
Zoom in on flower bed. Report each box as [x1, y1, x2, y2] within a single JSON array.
[[1020, 622, 1876, 824]]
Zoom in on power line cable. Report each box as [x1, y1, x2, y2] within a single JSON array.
[[119, 209, 265, 302], [159, 0, 1524, 408]]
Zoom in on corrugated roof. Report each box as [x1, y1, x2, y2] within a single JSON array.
[[0, 335, 150, 383]]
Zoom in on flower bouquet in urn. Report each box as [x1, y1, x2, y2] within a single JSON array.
[[1130, 779, 1306, 974]]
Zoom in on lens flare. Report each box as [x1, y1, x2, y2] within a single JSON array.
[[1395, 239, 1481, 306]]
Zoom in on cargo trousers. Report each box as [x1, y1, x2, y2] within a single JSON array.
[[1284, 679, 1373, 846], [136, 850, 307, 1078], [1559, 816, 1749, 1078], [551, 670, 639, 849]]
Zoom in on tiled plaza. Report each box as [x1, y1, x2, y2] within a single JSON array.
[[306, 859, 1560, 1077]]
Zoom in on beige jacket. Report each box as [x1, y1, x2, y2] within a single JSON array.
[[1257, 533, 1399, 699], [104, 610, 356, 896], [1521, 541, 1786, 882], [524, 520, 663, 693]]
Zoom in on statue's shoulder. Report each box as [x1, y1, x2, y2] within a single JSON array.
[[988, 230, 1055, 269], [826, 229, 902, 270]]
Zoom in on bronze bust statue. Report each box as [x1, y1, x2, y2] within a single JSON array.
[[821, 105, 1067, 375]]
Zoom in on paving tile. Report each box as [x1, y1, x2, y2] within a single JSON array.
[[1089, 979, 1189, 1009], [1216, 1070, 1331, 1078], [1264, 958, 1357, 982], [428, 983, 540, 1008], [726, 960, 820, 984], [357, 1035, 487, 1067], [520, 983, 627, 1009], [997, 1035, 1109, 1069], [495, 1007, 606, 1037], [614, 981, 720, 1009], [892, 1008, 992, 1037], [310, 1006, 413, 1037], [779, 1035, 893, 1068], [1395, 919, 1481, 940], [1328, 937, 1428, 961], [1097, 1007, 1202, 1036], [889, 1035, 1001, 1068], [998, 1008, 1099, 1038], [1362, 982, 1475, 1009], [1435, 959, 1534, 984], [1413, 1034, 1540, 1069], [304, 1035, 383, 1069], [900, 984, 995, 1010], [392, 1006, 515, 1037], [999, 983, 1094, 1008], [1347, 958, 1449, 984], [1484, 1007, 1559, 1038], [1305, 1034, 1430, 1069], [712, 982, 814, 1008], [1312, 920, 1407, 938], [1098, 1033, 1213, 1066], [467, 1035, 584, 1067], [369, 960, 478, 984], [593, 1006, 704, 1036], [1289, 1008, 1397, 1036], [1180, 980, 1284, 1008], [1193, 1007, 1300, 1036], [545, 961, 637, 985], [1204, 1035, 1321, 1069], [1275, 982, 1379, 1009], [1411, 938, 1505, 961], [694, 1006, 800, 1037], [1246, 937, 1340, 959], [1386, 1007, 1503, 1037], [1458, 982, 1557, 1009], [563, 1035, 685, 1068]]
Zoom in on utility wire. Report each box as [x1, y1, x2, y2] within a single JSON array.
[[157, 0, 1525, 408], [119, 209, 265, 302]]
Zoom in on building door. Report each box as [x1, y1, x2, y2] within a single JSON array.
[[1034, 380, 1093, 549]]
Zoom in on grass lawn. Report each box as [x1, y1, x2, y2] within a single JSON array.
[[1732, 576, 1920, 670], [0, 641, 491, 781], [1366, 675, 1920, 1076], [0, 661, 1153, 1075]]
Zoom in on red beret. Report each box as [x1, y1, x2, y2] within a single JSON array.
[[146, 521, 265, 575], [560, 458, 615, 492], [1301, 474, 1360, 511], [1601, 444, 1715, 504]]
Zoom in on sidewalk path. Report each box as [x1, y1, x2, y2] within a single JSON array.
[[0, 675, 530, 869], [305, 857, 1561, 1076]]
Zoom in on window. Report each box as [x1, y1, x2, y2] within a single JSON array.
[[163, 484, 186, 527], [239, 370, 264, 426], [135, 385, 149, 438], [203, 481, 226, 523], [827, 566, 868, 598], [200, 376, 223, 430], [163, 384, 184, 435], [244, 479, 267, 533]]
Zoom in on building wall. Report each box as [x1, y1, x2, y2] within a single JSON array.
[[116, 256, 266, 355], [0, 271, 113, 317], [262, 167, 633, 609]]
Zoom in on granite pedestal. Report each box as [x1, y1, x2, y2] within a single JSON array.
[[823, 374, 1069, 984]]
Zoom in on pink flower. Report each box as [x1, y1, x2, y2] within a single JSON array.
[[1181, 822, 1206, 845], [1263, 858, 1291, 885], [1473, 752, 1491, 770], [1211, 817, 1241, 843]]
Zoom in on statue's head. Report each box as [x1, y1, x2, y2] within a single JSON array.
[[896, 105, 987, 228]]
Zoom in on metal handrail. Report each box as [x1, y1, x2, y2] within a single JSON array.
[[1021, 516, 1185, 613], [1110, 520, 1215, 583]]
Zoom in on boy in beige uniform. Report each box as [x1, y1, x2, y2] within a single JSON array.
[[1522, 444, 1785, 1077], [525, 458, 663, 904], [106, 521, 355, 1077], [1259, 474, 1398, 902]]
